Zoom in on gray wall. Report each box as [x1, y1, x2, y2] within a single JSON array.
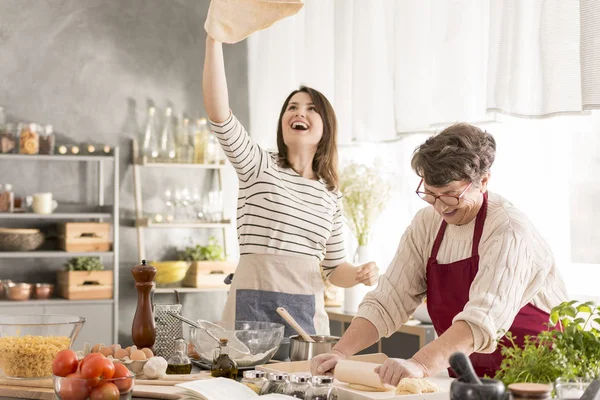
[[0, 0, 247, 344]]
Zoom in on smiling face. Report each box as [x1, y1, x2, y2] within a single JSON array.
[[423, 175, 489, 225], [280, 92, 324, 152]]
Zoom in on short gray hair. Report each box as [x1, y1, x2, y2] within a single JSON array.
[[411, 123, 496, 186]]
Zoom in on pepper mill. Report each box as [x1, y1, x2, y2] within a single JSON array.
[[132, 259, 156, 349]]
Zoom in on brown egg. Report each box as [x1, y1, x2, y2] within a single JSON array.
[[130, 349, 147, 361], [100, 346, 113, 357], [91, 343, 104, 353], [141, 348, 154, 359], [114, 348, 129, 359], [110, 344, 121, 353], [125, 346, 132, 355]]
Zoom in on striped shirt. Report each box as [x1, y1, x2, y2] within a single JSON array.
[[210, 113, 346, 277]]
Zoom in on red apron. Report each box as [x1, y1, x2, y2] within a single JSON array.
[[426, 192, 552, 378]]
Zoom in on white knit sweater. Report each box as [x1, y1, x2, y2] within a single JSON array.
[[356, 191, 569, 353]]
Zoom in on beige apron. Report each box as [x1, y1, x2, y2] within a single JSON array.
[[221, 254, 330, 336]]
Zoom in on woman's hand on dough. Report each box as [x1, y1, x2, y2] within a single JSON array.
[[310, 349, 347, 376], [374, 358, 426, 387], [356, 262, 379, 286]]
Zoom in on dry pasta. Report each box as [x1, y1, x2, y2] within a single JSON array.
[[0, 335, 70, 378]]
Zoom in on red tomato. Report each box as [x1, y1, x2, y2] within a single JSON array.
[[112, 362, 134, 393], [81, 356, 115, 385], [58, 372, 90, 400], [52, 349, 79, 377], [78, 353, 104, 373], [90, 382, 120, 400]]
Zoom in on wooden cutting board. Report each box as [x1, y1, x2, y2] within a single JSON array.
[[0, 372, 211, 399], [0, 384, 186, 400]]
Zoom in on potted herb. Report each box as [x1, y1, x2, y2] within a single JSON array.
[[495, 300, 600, 386], [180, 237, 235, 288], [57, 257, 113, 300]]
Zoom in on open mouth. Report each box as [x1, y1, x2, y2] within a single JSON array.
[[291, 121, 309, 131]]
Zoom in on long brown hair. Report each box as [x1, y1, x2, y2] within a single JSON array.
[[276, 86, 339, 191]]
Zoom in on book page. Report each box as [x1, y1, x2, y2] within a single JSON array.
[[176, 378, 258, 400]]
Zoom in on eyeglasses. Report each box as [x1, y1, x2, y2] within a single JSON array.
[[415, 179, 472, 206]]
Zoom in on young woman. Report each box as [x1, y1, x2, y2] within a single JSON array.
[[202, 35, 380, 336]]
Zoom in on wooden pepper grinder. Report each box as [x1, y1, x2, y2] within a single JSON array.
[[132, 259, 156, 349]]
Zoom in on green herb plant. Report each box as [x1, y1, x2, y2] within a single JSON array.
[[64, 257, 104, 271], [495, 300, 600, 386], [180, 236, 225, 262]]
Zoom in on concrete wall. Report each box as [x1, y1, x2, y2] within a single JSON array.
[[0, 0, 247, 344]]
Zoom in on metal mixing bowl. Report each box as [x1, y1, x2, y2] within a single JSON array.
[[190, 321, 284, 367]]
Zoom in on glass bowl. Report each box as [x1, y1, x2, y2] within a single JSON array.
[[54, 374, 135, 400], [0, 314, 85, 379], [190, 321, 284, 367]]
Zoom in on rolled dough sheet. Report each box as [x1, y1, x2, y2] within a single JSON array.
[[334, 360, 387, 391], [205, 0, 304, 43]]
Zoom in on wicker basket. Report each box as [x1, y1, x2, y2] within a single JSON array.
[[0, 228, 45, 251]]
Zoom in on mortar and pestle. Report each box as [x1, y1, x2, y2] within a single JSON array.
[[449, 352, 506, 400]]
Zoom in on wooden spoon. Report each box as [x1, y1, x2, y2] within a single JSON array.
[[276, 307, 315, 343]]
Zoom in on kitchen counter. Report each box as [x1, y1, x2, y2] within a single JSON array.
[[326, 307, 437, 358]]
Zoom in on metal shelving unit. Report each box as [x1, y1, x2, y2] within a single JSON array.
[[131, 138, 231, 263], [0, 150, 120, 343]]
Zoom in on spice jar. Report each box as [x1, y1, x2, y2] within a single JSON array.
[[285, 374, 312, 399], [19, 123, 40, 155], [241, 370, 268, 394], [507, 383, 552, 400], [166, 338, 192, 375], [38, 125, 55, 155], [306, 376, 338, 400], [0, 184, 15, 212], [262, 373, 290, 395]]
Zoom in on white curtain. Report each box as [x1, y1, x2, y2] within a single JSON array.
[[247, 0, 599, 142]]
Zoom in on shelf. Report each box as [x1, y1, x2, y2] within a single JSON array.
[[0, 154, 114, 161], [0, 251, 114, 259], [135, 218, 231, 229], [136, 158, 227, 169], [153, 287, 228, 293], [0, 299, 114, 306], [0, 204, 112, 220]]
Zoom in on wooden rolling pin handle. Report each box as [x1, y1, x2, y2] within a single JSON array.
[[276, 306, 315, 342]]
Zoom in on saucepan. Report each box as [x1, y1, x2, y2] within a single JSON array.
[[276, 307, 340, 361]]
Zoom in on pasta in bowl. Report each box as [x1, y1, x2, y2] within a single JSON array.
[[0, 314, 85, 379]]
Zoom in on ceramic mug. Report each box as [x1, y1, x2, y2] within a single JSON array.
[[30, 193, 58, 214]]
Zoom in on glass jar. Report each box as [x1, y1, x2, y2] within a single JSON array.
[[554, 378, 591, 400], [39, 125, 55, 155], [19, 123, 41, 155], [241, 370, 268, 395], [285, 374, 311, 399], [0, 123, 17, 154], [193, 118, 209, 164], [306, 376, 338, 400], [262, 373, 290, 395], [507, 383, 552, 400], [166, 338, 192, 375]]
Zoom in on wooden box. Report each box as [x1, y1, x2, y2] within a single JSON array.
[[58, 222, 111, 252], [57, 270, 113, 300], [182, 261, 237, 289]]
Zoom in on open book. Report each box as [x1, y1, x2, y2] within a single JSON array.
[[176, 378, 296, 400]]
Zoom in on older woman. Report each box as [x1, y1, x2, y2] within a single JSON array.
[[311, 123, 569, 383]]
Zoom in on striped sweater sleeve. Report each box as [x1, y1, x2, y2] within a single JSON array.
[[209, 113, 268, 183], [321, 194, 346, 277]]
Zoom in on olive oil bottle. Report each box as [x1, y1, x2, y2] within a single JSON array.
[[166, 338, 192, 375], [211, 338, 238, 379]]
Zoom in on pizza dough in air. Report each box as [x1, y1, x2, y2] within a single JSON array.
[[396, 378, 440, 395], [205, 0, 304, 43]]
